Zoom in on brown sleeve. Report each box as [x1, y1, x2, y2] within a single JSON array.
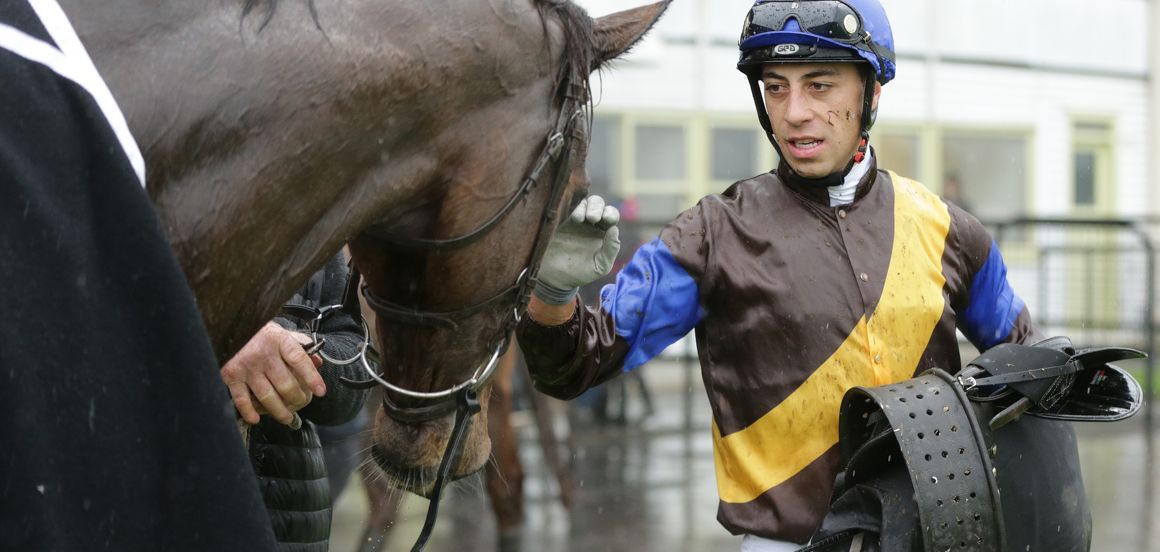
[[516, 198, 715, 400], [946, 202, 1045, 347], [516, 300, 630, 400], [1007, 308, 1046, 345]]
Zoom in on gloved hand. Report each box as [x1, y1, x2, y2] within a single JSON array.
[[534, 195, 621, 305]]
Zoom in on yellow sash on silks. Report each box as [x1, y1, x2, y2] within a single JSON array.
[[713, 172, 951, 505]]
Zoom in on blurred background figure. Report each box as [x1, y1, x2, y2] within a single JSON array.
[[941, 173, 973, 214]]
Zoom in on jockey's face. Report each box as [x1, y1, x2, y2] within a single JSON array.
[[761, 62, 881, 178]]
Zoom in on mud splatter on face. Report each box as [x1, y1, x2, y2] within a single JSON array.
[[825, 111, 840, 126], [846, 109, 853, 121]]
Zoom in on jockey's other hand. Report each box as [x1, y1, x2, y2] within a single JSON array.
[[535, 195, 621, 305], [221, 322, 327, 426]]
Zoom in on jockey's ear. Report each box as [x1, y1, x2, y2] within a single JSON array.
[[589, 1, 671, 72]]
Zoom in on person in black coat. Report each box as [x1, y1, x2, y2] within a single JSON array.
[[222, 253, 372, 551], [0, 3, 277, 550]]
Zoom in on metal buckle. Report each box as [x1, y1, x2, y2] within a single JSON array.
[[546, 132, 566, 158]]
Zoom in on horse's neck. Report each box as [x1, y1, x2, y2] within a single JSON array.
[[61, 0, 557, 359]]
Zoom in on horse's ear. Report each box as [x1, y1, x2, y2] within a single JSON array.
[[590, 1, 672, 71]]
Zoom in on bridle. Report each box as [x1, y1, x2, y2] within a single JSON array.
[[334, 82, 586, 552]]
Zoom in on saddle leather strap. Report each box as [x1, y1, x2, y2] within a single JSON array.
[[960, 359, 1080, 389]]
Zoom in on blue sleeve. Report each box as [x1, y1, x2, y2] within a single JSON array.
[[960, 240, 1027, 350], [599, 238, 705, 372]]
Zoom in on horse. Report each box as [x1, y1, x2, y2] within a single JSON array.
[[60, 0, 669, 520]]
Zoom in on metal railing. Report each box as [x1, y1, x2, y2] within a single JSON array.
[[991, 218, 1156, 410]]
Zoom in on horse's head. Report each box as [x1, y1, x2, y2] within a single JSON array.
[[345, 0, 670, 495]]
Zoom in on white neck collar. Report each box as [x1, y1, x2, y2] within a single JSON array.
[[829, 145, 873, 207]]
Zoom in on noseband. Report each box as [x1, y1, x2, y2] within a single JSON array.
[[335, 86, 585, 552]]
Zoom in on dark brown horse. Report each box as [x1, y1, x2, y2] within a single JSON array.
[[62, 0, 669, 496]]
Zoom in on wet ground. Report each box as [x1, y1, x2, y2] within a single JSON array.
[[330, 358, 1160, 552]]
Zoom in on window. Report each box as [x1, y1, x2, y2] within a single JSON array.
[[586, 116, 621, 199], [1073, 151, 1096, 206], [873, 130, 920, 180], [1070, 120, 1113, 213], [941, 133, 1028, 221], [711, 127, 760, 182], [634, 125, 686, 181]]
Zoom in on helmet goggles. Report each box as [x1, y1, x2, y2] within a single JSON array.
[[740, 0, 867, 48]]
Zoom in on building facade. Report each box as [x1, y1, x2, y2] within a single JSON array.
[[577, 0, 1153, 225]]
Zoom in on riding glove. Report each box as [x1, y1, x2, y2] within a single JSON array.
[[534, 196, 621, 304]]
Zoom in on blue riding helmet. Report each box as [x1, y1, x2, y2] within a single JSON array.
[[735, 0, 897, 178], [737, 0, 896, 85]]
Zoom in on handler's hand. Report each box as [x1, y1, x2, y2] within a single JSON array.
[[221, 322, 327, 426]]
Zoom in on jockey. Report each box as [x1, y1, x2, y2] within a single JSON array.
[[517, 1, 1056, 551]]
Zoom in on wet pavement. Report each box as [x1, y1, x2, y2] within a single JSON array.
[[330, 358, 1160, 552]]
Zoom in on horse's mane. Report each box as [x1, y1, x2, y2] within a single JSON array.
[[241, 0, 321, 32], [534, 0, 594, 113], [242, 0, 593, 112]]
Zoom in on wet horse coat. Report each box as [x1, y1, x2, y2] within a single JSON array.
[[60, 0, 669, 499], [0, 0, 668, 548]]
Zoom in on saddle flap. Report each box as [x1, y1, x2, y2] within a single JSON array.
[[965, 343, 1072, 409]]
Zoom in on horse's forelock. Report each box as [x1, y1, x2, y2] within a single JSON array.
[[241, 0, 322, 32], [534, 0, 595, 115]]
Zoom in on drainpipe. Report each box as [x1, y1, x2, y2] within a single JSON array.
[[1152, 1, 1160, 216], [920, 0, 942, 192]]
